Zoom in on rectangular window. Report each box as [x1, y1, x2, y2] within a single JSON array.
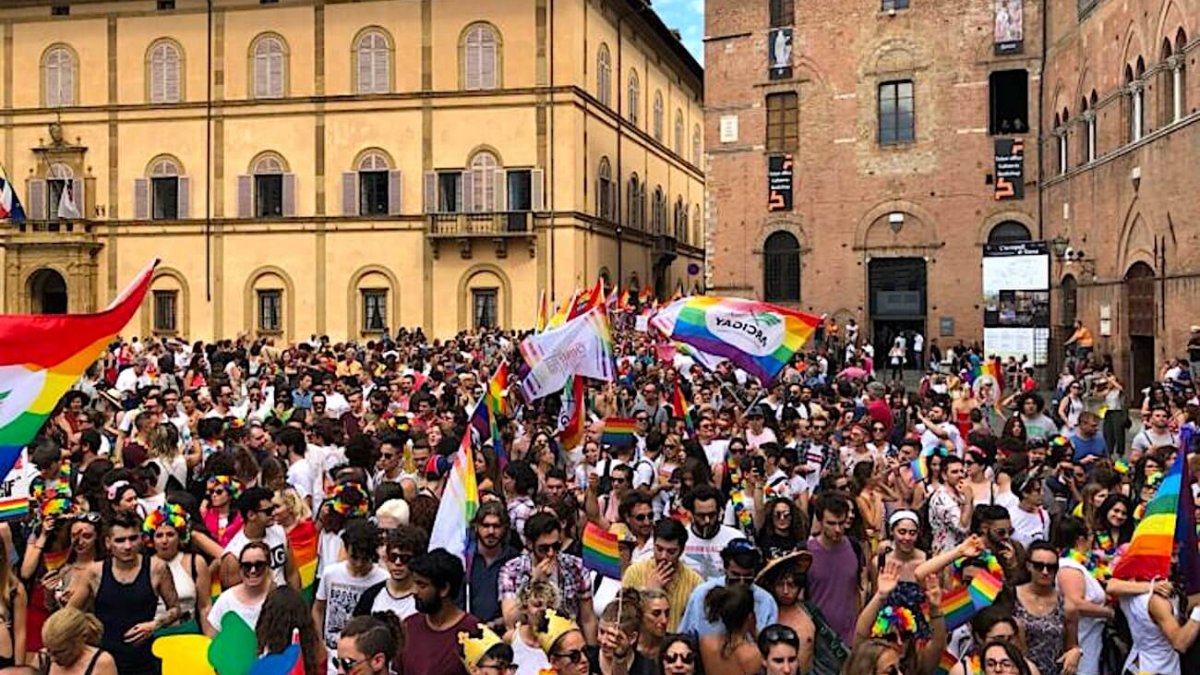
[[362, 289, 388, 333], [153, 291, 177, 333], [157, 0, 175, 9], [765, 92, 799, 153], [472, 289, 498, 329], [989, 70, 1029, 135], [359, 171, 389, 216], [51, 4, 69, 16], [257, 289, 282, 333], [770, 0, 795, 27], [152, 177, 179, 220], [48, 179, 67, 216], [882, 0, 909, 10], [438, 171, 462, 212], [878, 80, 914, 145], [255, 175, 283, 217]]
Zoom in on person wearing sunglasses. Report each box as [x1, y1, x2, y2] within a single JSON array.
[[534, 609, 592, 675], [65, 510, 180, 675], [335, 613, 402, 675], [499, 513, 597, 640], [679, 538, 777, 637], [205, 541, 271, 637], [220, 486, 298, 590], [1013, 541, 1080, 675], [314, 520, 388, 659], [353, 525, 428, 621], [656, 634, 698, 675]]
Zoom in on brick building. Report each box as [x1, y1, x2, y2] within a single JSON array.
[[704, 1, 1045, 357], [1041, 0, 1200, 395]]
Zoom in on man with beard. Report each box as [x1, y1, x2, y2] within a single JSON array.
[[679, 484, 744, 579], [972, 504, 1027, 585], [617, 491, 655, 563], [678, 538, 778, 635], [402, 549, 479, 675], [462, 502, 519, 632], [917, 401, 964, 456], [621, 518, 700, 631], [756, 551, 816, 674]]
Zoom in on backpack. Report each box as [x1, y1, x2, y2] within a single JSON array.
[[804, 601, 850, 675]]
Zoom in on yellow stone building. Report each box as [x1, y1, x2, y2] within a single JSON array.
[[0, 0, 704, 340]]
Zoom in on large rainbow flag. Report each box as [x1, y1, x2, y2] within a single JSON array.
[[287, 518, 318, 602], [0, 260, 157, 480], [429, 428, 479, 566], [655, 296, 820, 384], [1112, 445, 1200, 590]]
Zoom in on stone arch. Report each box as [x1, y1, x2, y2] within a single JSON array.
[[1117, 206, 1156, 274], [24, 266, 69, 314], [466, 144, 505, 168], [793, 55, 833, 91], [140, 266, 191, 336], [865, 40, 920, 76], [1120, 20, 1147, 80], [145, 37, 187, 103], [976, 211, 1037, 245], [146, 153, 185, 177], [248, 150, 290, 175], [1155, 0, 1192, 53], [243, 265, 296, 337], [457, 263, 512, 330], [758, 219, 810, 253], [853, 199, 939, 250], [352, 147, 394, 171], [346, 264, 400, 338]]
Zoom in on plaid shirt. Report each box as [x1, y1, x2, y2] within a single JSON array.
[[498, 552, 591, 618]]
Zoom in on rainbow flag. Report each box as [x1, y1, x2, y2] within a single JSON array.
[[556, 375, 587, 451], [1112, 445, 1200, 591], [429, 429, 480, 567], [968, 570, 1003, 607], [536, 289, 549, 333], [582, 521, 621, 580], [662, 296, 820, 384], [601, 417, 637, 447], [968, 359, 1003, 390], [638, 286, 653, 305], [671, 382, 694, 435], [0, 496, 27, 523], [940, 584, 975, 630], [0, 260, 157, 480], [934, 649, 959, 675], [287, 518, 318, 602], [909, 457, 929, 484]]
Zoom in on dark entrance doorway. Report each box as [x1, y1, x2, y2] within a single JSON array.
[[868, 258, 927, 357], [28, 269, 68, 314], [1125, 262, 1156, 396]]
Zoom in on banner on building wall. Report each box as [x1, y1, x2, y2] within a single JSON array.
[[769, 28, 793, 80], [994, 138, 1025, 200], [994, 0, 1024, 54], [767, 154, 793, 212], [983, 241, 1050, 365]]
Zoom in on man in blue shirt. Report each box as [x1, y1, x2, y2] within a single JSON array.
[[678, 538, 778, 636], [1069, 412, 1108, 465]]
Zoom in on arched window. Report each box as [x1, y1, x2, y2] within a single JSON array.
[[1054, 110, 1068, 174], [673, 198, 685, 240], [597, 157, 613, 220], [627, 70, 640, 126], [1175, 29, 1189, 123], [1083, 91, 1097, 163], [1126, 62, 1143, 142], [355, 29, 392, 94], [42, 45, 76, 107], [147, 40, 182, 104], [987, 221, 1031, 244], [468, 150, 500, 212], [764, 231, 801, 302], [463, 23, 500, 90], [251, 34, 287, 99], [627, 173, 641, 228], [652, 186, 664, 233], [674, 110, 684, 154], [692, 124, 702, 165], [139, 155, 186, 221], [597, 44, 612, 106], [252, 154, 287, 217], [653, 91, 664, 141], [1060, 274, 1077, 328], [356, 150, 393, 216]]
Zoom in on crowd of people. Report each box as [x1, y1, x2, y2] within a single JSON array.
[[0, 316, 1198, 675]]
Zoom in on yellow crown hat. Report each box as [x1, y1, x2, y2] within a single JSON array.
[[458, 624, 505, 669], [535, 609, 581, 655]]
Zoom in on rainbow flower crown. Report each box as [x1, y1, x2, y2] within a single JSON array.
[[326, 482, 370, 518], [143, 503, 191, 543], [871, 605, 918, 639], [206, 475, 244, 501]]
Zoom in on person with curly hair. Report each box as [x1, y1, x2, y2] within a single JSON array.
[[314, 519, 388, 656]]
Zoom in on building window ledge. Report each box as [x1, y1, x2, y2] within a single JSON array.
[[1044, 107, 1200, 186]]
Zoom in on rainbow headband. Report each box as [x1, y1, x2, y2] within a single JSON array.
[[39, 496, 76, 520], [206, 475, 244, 501], [143, 503, 191, 543], [31, 464, 73, 503], [326, 482, 370, 518], [871, 605, 919, 640]]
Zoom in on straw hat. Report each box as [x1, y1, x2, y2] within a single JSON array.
[[755, 549, 813, 585]]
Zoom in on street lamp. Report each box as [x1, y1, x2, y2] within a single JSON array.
[[1050, 235, 1070, 258]]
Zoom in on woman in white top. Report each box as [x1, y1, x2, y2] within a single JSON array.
[[1007, 473, 1049, 548], [1117, 582, 1200, 675], [146, 503, 212, 637], [1053, 516, 1108, 675], [1057, 382, 1085, 435], [206, 542, 273, 635]]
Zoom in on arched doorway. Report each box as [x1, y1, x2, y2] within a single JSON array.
[[987, 220, 1032, 244], [1060, 274, 1078, 328], [1124, 262, 1156, 395], [28, 269, 68, 314], [763, 231, 801, 302]]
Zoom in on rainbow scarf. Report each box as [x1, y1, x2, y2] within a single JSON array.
[[1064, 547, 1111, 582], [1112, 447, 1200, 591], [582, 521, 621, 580], [0, 260, 157, 480], [666, 296, 821, 384]]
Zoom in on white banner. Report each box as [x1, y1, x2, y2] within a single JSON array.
[[519, 309, 615, 400]]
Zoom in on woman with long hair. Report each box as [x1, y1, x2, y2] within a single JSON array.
[[474, 445, 503, 498], [205, 542, 273, 635], [1000, 415, 1027, 445], [979, 640, 1034, 675], [754, 497, 807, 560], [256, 587, 323, 675], [636, 588, 671, 662], [839, 638, 900, 675], [1092, 493, 1133, 556], [697, 585, 760, 675], [0, 535, 27, 668], [658, 634, 701, 675], [36, 607, 116, 675], [272, 487, 317, 600], [146, 424, 187, 494], [201, 475, 244, 547], [45, 512, 105, 615], [947, 608, 1040, 675], [1013, 542, 1080, 675], [144, 503, 211, 637]]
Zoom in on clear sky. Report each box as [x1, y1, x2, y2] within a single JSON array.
[[650, 0, 705, 64]]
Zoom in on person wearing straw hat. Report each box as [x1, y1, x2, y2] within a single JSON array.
[[755, 550, 817, 674]]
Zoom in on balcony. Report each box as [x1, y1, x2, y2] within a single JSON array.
[[652, 233, 678, 266], [426, 211, 537, 259]]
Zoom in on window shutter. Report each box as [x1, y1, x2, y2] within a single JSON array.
[[165, 49, 180, 102], [373, 44, 389, 93], [237, 175, 252, 218], [134, 178, 150, 219], [73, 179, 85, 218], [150, 51, 164, 103], [455, 173, 464, 213], [423, 171, 437, 213], [462, 170, 476, 213], [269, 52, 284, 97], [481, 42, 496, 89], [493, 170, 507, 212], [177, 176, 190, 219], [27, 179, 46, 220], [62, 55, 75, 106], [531, 169, 544, 211], [282, 173, 296, 217], [465, 42, 479, 90], [388, 170, 403, 215], [342, 172, 357, 215], [254, 53, 267, 98]]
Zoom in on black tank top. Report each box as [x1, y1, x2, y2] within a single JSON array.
[[95, 555, 159, 675]]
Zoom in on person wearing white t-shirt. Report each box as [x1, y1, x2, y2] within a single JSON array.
[[207, 542, 272, 635], [680, 484, 744, 578], [917, 403, 964, 456], [1007, 473, 1049, 548], [278, 428, 316, 507], [219, 487, 300, 590], [352, 526, 426, 621], [315, 522, 390, 670]]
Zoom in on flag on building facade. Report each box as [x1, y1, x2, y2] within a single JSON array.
[[0, 177, 26, 222]]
